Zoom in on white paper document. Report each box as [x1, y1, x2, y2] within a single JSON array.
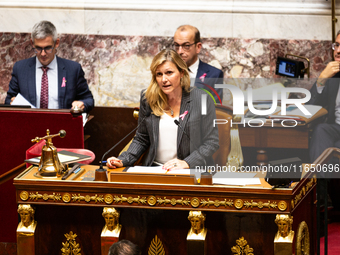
[[127, 166, 167, 174], [126, 166, 192, 175], [212, 172, 261, 186], [11, 93, 36, 108]]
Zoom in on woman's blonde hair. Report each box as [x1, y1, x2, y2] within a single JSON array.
[[144, 49, 190, 116]]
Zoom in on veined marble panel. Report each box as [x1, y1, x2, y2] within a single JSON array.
[[0, 33, 332, 107]]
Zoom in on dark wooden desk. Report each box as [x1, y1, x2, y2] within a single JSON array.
[[238, 119, 322, 166], [14, 165, 316, 255]]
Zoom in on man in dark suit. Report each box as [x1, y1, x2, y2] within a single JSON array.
[[5, 20, 94, 113], [309, 30, 340, 210], [173, 25, 224, 104]]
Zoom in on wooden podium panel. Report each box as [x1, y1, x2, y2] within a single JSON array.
[[0, 107, 84, 242], [14, 165, 317, 255]]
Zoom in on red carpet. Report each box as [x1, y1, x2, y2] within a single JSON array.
[[320, 222, 340, 255]]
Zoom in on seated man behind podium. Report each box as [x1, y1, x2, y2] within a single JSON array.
[[107, 49, 219, 170], [173, 25, 224, 104], [309, 30, 340, 209], [5, 20, 94, 113]]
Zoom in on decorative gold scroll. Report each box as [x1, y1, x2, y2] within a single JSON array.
[[19, 190, 288, 212], [157, 197, 190, 206], [72, 194, 104, 203], [292, 177, 317, 209]]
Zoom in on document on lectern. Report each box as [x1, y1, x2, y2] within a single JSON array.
[[12, 93, 36, 108]]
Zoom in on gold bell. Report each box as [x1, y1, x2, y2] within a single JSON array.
[[31, 129, 67, 177]]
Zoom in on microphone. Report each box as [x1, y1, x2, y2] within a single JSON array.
[[95, 109, 151, 180], [174, 119, 207, 169]]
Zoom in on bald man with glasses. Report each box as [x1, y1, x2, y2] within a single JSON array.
[[173, 25, 224, 104], [5, 20, 94, 113]]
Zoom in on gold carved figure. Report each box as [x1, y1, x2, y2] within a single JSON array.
[[187, 211, 207, 240], [17, 204, 37, 233], [101, 207, 121, 237], [274, 214, 294, 242]]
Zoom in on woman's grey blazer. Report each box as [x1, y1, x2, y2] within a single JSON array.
[[119, 87, 219, 168]]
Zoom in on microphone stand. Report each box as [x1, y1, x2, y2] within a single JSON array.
[[95, 112, 150, 181]]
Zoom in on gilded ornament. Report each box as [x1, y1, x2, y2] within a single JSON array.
[[234, 199, 244, 209], [85, 195, 91, 202], [190, 197, 200, 208], [104, 194, 114, 204], [244, 200, 277, 210], [43, 193, 49, 200], [127, 196, 134, 204], [157, 197, 190, 206], [170, 198, 177, 206], [148, 235, 165, 255], [188, 211, 206, 236], [17, 204, 37, 232], [278, 201, 288, 211], [62, 193, 71, 203], [275, 214, 294, 240], [296, 221, 310, 255], [20, 191, 29, 201], [102, 207, 121, 237], [302, 186, 306, 195], [231, 237, 254, 255], [147, 196, 157, 206], [28, 192, 61, 201], [61, 231, 81, 255], [291, 200, 295, 209]]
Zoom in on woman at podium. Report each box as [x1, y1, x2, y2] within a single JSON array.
[[106, 49, 219, 170]]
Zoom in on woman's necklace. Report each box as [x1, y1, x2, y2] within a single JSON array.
[[168, 106, 174, 117]]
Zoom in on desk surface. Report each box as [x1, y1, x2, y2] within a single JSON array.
[[14, 165, 316, 214]]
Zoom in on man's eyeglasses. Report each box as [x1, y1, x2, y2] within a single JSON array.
[[173, 42, 196, 51], [332, 42, 340, 50], [33, 46, 55, 54]]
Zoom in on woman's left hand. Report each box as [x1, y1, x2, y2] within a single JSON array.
[[164, 159, 189, 170]]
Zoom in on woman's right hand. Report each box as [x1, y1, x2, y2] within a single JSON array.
[[106, 157, 123, 169]]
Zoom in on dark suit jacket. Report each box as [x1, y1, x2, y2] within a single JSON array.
[[195, 60, 224, 104], [119, 88, 220, 168], [5, 56, 94, 113], [309, 72, 340, 124]]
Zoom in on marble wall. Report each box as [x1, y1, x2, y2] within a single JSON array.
[[0, 0, 337, 107]]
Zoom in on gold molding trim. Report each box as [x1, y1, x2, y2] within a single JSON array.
[[113, 195, 147, 204], [72, 194, 104, 203], [244, 200, 277, 210], [231, 237, 254, 255], [296, 221, 310, 255], [278, 201, 288, 211], [148, 235, 165, 255], [293, 177, 316, 208], [19, 191, 29, 201], [190, 197, 200, 207], [61, 231, 81, 255], [147, 196, 157, 206], [201, 198, 234, 208], [20, 191, 287, 212], [157, 197, 190, 206], [104, 194, 114, 204], [28, 192, 61, 201], [62, 193, 71, 203]]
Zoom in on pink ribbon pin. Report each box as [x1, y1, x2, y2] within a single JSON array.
[[199, 73, 207, 82], [61, 77, 66, 87], [179, 111, 188, 120]]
